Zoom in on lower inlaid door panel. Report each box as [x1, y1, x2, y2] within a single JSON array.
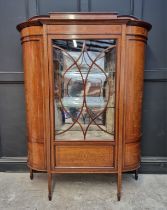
[[55, 145, 115, 167]]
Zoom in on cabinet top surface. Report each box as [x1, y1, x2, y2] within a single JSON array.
[[16, 12, 152, 32]]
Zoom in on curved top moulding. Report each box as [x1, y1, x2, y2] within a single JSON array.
[[16, 12, 152, 32]]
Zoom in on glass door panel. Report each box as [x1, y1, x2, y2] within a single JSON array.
[[53, 40, 116, 141]]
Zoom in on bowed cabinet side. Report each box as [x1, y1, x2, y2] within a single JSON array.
[[21, 26, 47, 174], [123, 26, 148, 172]]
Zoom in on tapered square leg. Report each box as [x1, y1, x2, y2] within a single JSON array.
[[30, 168, 33, 180], [117, 192, 121, 201], [135, 169, 138, 180], [117, 172, 122, 201], [48, 173, 52, 201]]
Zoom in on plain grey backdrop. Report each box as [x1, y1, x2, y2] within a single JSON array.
[[0, 0, 166, 172]]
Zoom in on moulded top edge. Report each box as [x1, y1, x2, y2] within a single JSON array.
[[16, 12, 152, 32]]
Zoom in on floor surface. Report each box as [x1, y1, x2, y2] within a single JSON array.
[[0, 173, 167, 210]]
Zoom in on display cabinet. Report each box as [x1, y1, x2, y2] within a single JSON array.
[[17, 12, 151, 200]]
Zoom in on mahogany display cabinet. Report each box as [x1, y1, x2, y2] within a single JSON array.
[[17, 12, 151, 201]]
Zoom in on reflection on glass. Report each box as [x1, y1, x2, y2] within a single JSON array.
[[53, 40, 116, 141]]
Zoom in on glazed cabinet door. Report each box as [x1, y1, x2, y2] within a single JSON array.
[[48, 36, 120, 171]]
